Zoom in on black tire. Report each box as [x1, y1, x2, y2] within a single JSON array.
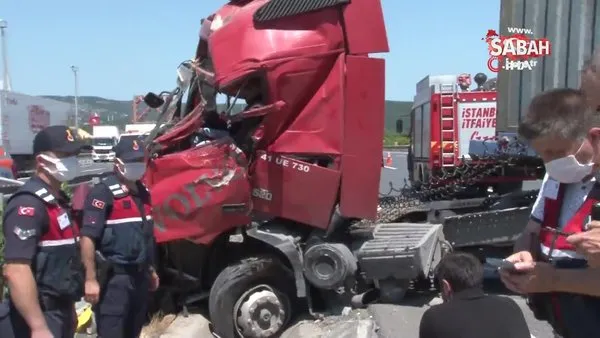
[[209, 256, 296, 338]]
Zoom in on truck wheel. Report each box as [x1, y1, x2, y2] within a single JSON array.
[[209, 256, 295, 338]]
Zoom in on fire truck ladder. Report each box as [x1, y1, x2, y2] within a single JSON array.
[[440, 83, 456, 167]]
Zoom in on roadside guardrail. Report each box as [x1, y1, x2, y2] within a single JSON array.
[[0, 163, 110, 201], [14, 154, 96, 179]]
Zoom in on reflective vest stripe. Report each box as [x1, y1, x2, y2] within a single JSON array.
[[105, 215, 153, 225], [39, 237, 79, 247], [540, 243, 585, 259], [538, 182, 600, 256], [33, 188, 54, 203]]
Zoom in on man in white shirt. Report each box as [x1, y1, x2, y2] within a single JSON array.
[[499, 88, 600, 338]]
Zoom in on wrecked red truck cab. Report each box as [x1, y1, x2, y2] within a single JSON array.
[[143, 1, 445, 337]]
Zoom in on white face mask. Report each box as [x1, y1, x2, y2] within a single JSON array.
[[119, 162, 146, 181], [39, 154, 80, 182], [545, 154, 594, 183]]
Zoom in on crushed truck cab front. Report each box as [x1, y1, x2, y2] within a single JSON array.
[[147, 0, 388, 243], [142, 1, 435, 337]]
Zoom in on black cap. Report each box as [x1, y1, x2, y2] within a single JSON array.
[[33, 125, 90, 156], [114, 135, 145, 162]]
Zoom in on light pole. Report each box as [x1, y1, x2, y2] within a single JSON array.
[[0, 19, 12, 91], [71, 66, 79, 129], [0, 19, 8, 147]]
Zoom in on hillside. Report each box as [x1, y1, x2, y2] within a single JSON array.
[[385, 101, 412, 134], [42, 95, 411, 134]]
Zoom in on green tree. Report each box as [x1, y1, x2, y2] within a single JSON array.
[[383, 132, 410, 146]]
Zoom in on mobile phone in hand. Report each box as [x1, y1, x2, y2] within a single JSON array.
[[486, 258, 518, 271]]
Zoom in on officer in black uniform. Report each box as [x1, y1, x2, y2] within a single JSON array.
[[0, 125, 87, 338], [79, 135, 158, 338]]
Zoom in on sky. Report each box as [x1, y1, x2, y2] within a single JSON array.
[[1, 0, 500, 101]]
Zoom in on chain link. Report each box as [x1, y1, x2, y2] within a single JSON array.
[[371, 139, 540, 225]]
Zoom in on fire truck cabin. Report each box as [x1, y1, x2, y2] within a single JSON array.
[[409, 73, 497, 184]]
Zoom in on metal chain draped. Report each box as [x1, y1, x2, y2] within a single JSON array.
[[371, 139, 541, 225]]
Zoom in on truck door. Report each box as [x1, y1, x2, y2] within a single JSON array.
[[408, 114, 414, 181]]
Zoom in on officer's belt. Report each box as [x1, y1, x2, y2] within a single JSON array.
[[39, 295, 71, 311], [112, 264, 146, 275]]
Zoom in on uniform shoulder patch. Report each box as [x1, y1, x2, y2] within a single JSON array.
[[17, 206, 35, 217], [85, 215, 98, 225], [13, 226, 36, 240], [92, 199, 106, 209]]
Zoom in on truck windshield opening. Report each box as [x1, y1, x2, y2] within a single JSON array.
[[93, 137, 114, 146]]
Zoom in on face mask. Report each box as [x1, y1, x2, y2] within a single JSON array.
[[39, 154, 80, 182], [545, 155, 594, 183], [119, 162, 146, 181]]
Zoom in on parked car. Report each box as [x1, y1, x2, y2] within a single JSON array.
[[0, 147, 17, 180]]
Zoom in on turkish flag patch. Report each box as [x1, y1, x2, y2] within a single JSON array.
[[17, 206, 35, 217], [92, 199, 105, 209]]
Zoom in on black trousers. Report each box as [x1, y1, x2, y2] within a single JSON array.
[[0, 297, 75, 338], [538, 259, 600, 338], [94, 271, 150, 338]]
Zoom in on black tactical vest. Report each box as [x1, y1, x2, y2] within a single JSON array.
[[99, 175, 153, 266], [8, 179, 84, 301]]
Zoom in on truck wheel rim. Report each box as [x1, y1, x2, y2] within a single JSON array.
[[234, 284, 290, 338]]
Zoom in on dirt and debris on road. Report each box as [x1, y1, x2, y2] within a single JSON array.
[[282, 309, 377, 338], [136, 308, 378, 338], [76, 281, 552, 338]]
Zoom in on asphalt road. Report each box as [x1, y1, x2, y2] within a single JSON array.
[[78, 160, 113, 176]]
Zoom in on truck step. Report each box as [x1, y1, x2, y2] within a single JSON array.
[[443, 206, 532, 248], [356, 223, 445, 281]]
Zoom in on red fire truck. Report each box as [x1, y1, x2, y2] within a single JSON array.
[[408, 73, 498, 184]]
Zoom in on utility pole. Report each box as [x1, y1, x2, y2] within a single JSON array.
[[71, 66, 79, 129], [0, 19, 12, 91], [0, 19, 10, 152]]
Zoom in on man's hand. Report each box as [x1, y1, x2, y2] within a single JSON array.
[[499, 261, 557, 294], [84, 279, 100, 305], [31, 327, 54, 338], [567, 221, 600, 266], [504, 250, 535, 264], [500, 251, 535, 293], [149, 270, 160, 292]]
